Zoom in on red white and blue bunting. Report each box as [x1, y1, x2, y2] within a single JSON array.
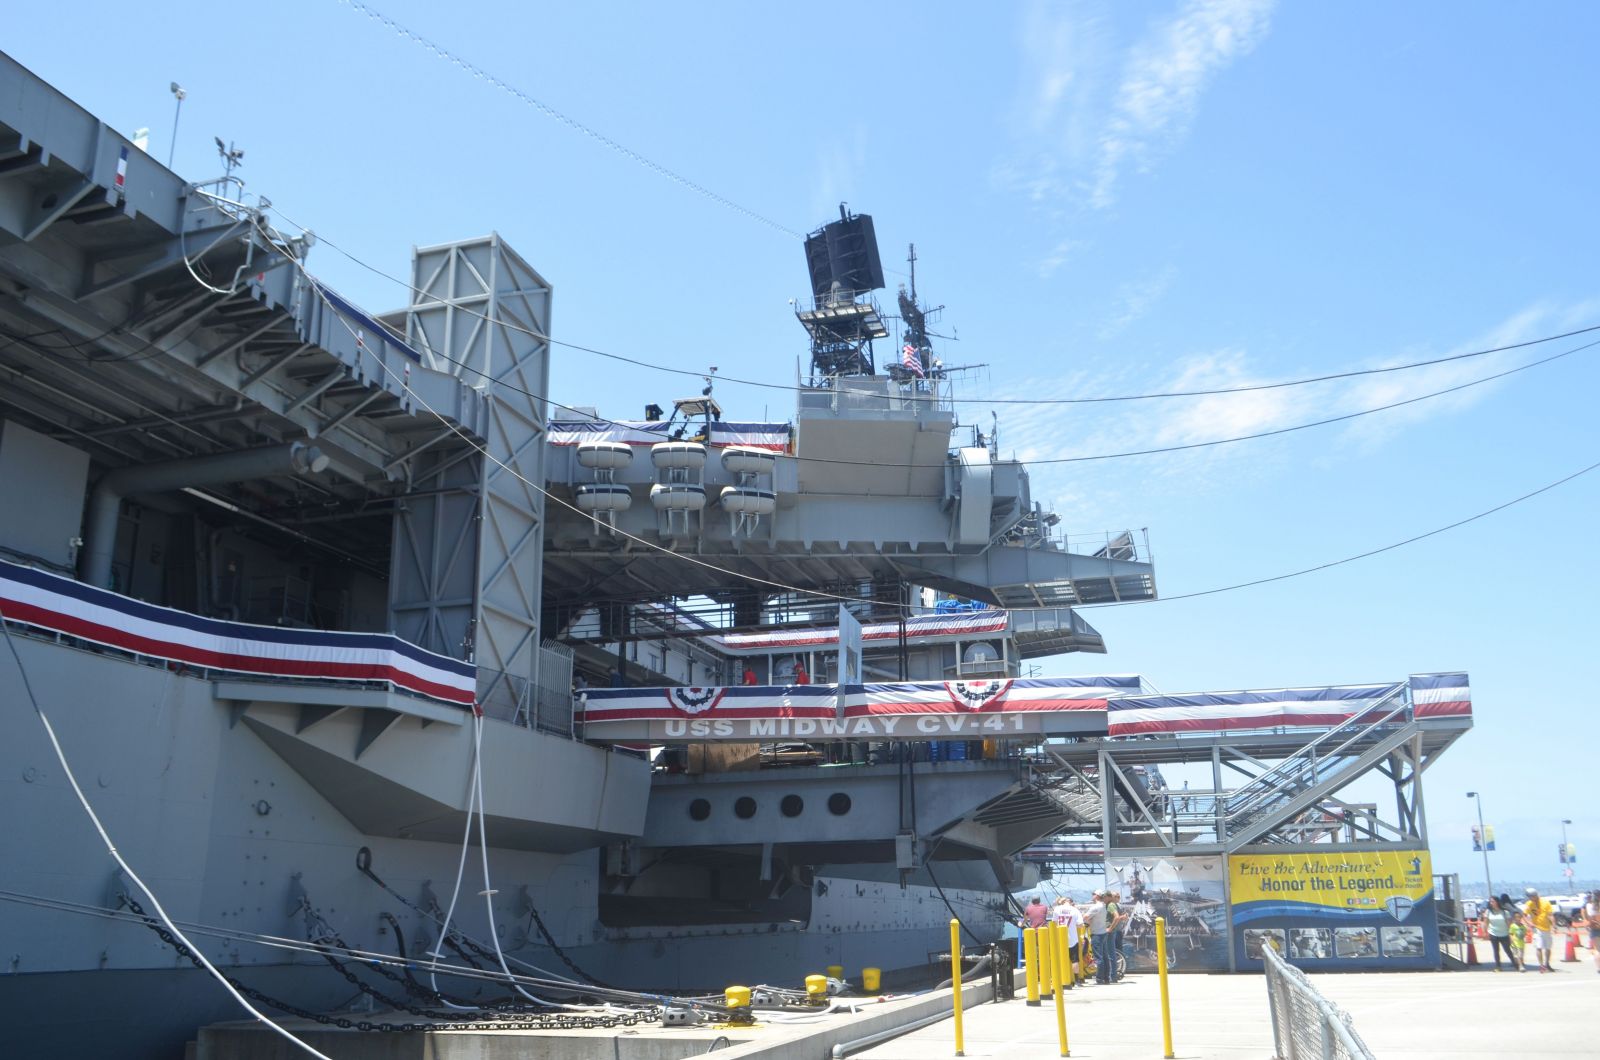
[[578, 678, 1110, 740], [0, 559, 476, 707], [550, 420, 790, 451]]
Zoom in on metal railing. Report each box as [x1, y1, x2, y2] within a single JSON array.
[[1261, 944, 1375, 1060]]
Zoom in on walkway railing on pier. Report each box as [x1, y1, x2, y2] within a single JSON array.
[[1261, 944, 1375, 1060]]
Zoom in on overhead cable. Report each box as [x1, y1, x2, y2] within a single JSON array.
[[276, 229, 1599, 615], [336, 0, 804, 239], [1081, 456, 1600, 608], [250, 205, 1596, 470], [281, 204, 1600, 406]]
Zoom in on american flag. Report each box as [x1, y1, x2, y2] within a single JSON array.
[[902, 342, 924, 377]]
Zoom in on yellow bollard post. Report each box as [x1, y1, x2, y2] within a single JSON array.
[[950, 919, 965, 1057], [1050, 922, 1070, 1056], [1024, 926, 1041, 1006], [1156, 916, 1174, 1059], [1039, 918, 1054, 997]]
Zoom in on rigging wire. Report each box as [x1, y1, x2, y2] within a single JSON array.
[[256, 201, 1600, 408], [0, 606, 337, 1060], [1079, 455, 1600, 608], [247, 200, 1600, 470], [336, 0, 803, 239], [275, 227, 1600, 616]]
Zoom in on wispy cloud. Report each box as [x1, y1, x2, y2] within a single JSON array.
[[1001, 0, 1275, 227], [982, 301, 1595, 523], [1099, 265, 1177, 337], [1091, 0, 1275, 209]]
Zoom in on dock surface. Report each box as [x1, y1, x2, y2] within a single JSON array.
[[855, 962, 1597, 1058]]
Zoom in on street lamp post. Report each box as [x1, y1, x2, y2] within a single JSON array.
[[167, 83, 186, 170], [1467, 792, 1493, 901]]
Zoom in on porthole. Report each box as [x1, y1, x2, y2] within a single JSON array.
[[827, 792, 852, 816], [734, 796, 758, 819], [688, 798, 711, 821], [780, 794, 804, 818]]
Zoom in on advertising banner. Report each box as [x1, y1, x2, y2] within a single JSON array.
[[1105, 856, 1230, 973], [1229, 848, 1436, 969]]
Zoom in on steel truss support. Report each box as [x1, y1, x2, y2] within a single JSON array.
[[392, 235, 551, 717]]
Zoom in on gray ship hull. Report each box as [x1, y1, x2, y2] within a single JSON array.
[[0, 634, 1005, 1058]]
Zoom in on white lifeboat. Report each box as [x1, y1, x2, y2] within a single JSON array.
[[575, 484, 633, 512], [576, 442, 634, 470], [720, 445, 777, 476], [650, 441, 707, 470], [720, 486, 776, 515], [649, 484, 707, 511]]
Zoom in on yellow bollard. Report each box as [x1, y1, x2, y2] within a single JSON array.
[[826, 964, 844, 980], [1024, 926, 1041, 1006], [1156, 916, 1174, 1059], [1050, 922, 1070, 1056], [950, 919, 965, 1057], [862, 967, 881, 992], [1079, 937, 1087, 984], [1039, 918, 1054, 997], [805, 974, 828, 1003]]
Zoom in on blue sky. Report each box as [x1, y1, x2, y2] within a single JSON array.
[[8, 1, 1597, 886]]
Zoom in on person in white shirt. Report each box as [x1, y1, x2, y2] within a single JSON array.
[[1052, 896, 1085, 984]]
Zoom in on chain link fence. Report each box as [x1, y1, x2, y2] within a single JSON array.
[[1261, 943, 1375, 1060]]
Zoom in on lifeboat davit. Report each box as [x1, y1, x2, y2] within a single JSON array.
[[576, 441, 634, 470], [720, 486, 776, 515], [575, 484, 633, 512], [650, 441, 707, 470], [720, 445, 776, 476], [649, 484, 707, 511]]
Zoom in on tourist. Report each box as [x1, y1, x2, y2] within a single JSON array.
[[1523, 887, 1556, 972], [1085, 891, 1112, 984], [741, 664, 757, 685], [1586, 890, 1600, 974], [1022, 895, 1049, 931], [1054, 896, 1085, 985], [1509, 912, 1528, 971], [1484, 897, 1517, 971], [793, 660, 809, 685], [1107, 889, 1128, 980]]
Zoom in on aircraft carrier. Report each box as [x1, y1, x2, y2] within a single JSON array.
[[0, 50, 1172, 1057], [0, 46, 1479, 1058]]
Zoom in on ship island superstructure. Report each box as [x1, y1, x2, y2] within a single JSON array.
[[0, 50, 1475, 1059]]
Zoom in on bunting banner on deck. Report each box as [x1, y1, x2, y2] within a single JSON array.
[[549, 420, 790, 451], [0, 559, 475, 706], [1104, 674, 1470, 736], [577, 679, 1109, 740]]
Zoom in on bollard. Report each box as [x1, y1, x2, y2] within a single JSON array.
[[1024, 926, 1041, 1006], [1079, 937, 1087, 986], [950, 919, 966, 1057], [1156, 916, 1174, 1059], [1039, 919, 1054, 997], [862, 966, 882, 992], [1050, 922, 1070, 1056], [827, 963, 844, 980]]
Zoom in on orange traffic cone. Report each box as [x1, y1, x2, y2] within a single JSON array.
[[1466, 934, 1479, 966], [1563, 924, 1579, 962]]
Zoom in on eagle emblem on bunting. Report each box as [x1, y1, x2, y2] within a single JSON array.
[[664, 686, 727, 715], [945, 679, 1013, 711]]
